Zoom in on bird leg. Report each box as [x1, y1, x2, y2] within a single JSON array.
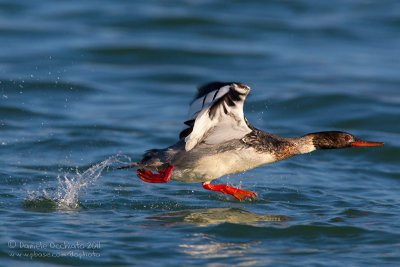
[[136, 164, 174, 183], [202, 181, 257, 201]]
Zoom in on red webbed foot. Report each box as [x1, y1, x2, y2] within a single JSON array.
[[202, 182, 257, 201], [136, 164, 174, 183]]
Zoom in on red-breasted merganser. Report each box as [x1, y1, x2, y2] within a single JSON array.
[[120, 82, 384, 201]]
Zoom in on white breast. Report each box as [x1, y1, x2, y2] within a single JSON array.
[[171, 147, 276, 183]]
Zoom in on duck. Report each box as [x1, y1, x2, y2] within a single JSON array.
[[119, 82, 384, 201]]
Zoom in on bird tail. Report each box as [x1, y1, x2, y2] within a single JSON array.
[[116, 162, 141, 170]]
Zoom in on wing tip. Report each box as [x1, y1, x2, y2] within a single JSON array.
[[184, 139, 196, 151], [233, 83, 251, 95], [196, 81, 244, 99]]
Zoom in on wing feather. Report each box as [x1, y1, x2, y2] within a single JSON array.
[[180, 82, 252, 151]]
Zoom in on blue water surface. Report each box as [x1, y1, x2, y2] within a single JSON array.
[[1, 1, 399, 266]]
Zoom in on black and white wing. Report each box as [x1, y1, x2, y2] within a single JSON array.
[[179, 82, 252, 151]]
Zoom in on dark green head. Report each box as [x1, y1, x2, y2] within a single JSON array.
[[308, 131, 384, 150]]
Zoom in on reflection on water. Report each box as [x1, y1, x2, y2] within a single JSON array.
[[150, 207, 288, 226], [2, 0, 398, 265], [180, 233, 260, 266]]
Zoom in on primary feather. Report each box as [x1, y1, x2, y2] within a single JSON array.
[[179, 82, 252, 151]]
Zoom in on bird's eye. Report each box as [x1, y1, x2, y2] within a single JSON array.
[[344, 134, 351, 142]]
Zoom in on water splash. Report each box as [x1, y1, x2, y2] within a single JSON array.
[[56, 154, 131, 209], [25, 154, 131, 211], [25, 189, 58, 212]]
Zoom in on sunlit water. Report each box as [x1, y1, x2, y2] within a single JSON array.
[[1, 1, 400, 266]]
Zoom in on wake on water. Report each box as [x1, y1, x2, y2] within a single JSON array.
[[25, 154, 131, 210]]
